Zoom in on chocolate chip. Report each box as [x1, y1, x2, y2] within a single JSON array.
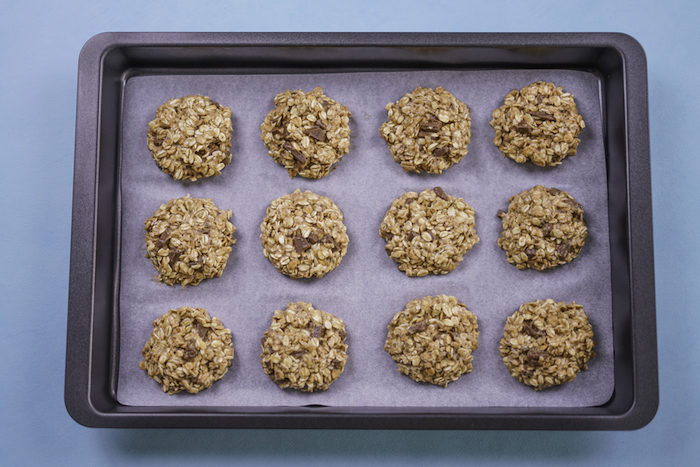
[[526, 348, 549, 366], [321, 100, 331, 110], [291, 350, 307, 359], [155, 229, 171, 250], [338, 329, 346, 340], [556, 243, 570, 258], [196, 323, 208, 339], [304, 125, 326, 141], [311, 325, 324, 338], [272, 124, 288, 139], [321, 234, 340, 252], [547, 187, 563, 196], [379, 230, 394, 241], [536, 94, 544, 104], [283, 141, 306, 165], [515, 120, 532, 134], [432, 146, 450, 158], [406, 231, 418, 242], [565, 198, 583, 212], [168, 248, 181, 265], [307, 231, 321, 244], [183, 339, 198, 361], [433, 186, 449, 200], [497, 209, 506, 218], [418, 119, 443, 137], [408, 321, 428, 334], [331, 358, 343, 369], [153, 137, 163, 146], [541, 222, 554, 237], [404, 197, 415, 206], [528, 110, 556, 121], [293, 236, 312, 253], [522, 320, 542, 338], [525, 247, 536, 258]]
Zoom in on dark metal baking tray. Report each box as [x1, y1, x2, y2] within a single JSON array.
[[65, 32, 657, 429]]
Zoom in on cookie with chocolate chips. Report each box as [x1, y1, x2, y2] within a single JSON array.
[[144, 196, 236, 287], [379, 187, 479, 276], [384, 295, 479, 388], [379, 86, 471, 174], [139, 306, 234, 394], [497, 185, 587, 271], [499, 299, 595, 390], [490, 81, 585, 167], [147, 94, 233, 181], [260, 87, 351, 179], [260, 301, 348, 392], [260, 189, 349, 279]]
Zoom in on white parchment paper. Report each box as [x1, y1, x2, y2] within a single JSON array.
[[116, 69, 613, 408]]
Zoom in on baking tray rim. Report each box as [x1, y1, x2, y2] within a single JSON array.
[[65, 31, 658, 430]]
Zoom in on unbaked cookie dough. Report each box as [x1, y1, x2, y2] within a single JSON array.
[[384, 295, 479, 388], [147, 94, 233, 181], [145, 196, 236, 286], [260, 87, 351, 179], [260, 189, 349, 279], [139, 306, 234, 394], [499, 299, 595, 390], [260, 301, 348, 392], [379, 86, 471, 174], [490, 81, 585, 167], [497, 185, 586, 271], [379, 187, 479, 276]]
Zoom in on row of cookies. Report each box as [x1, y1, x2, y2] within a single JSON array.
[[144, 185, 587, 287], [139, 297, 595, 395], [146, 81, 586, 181]]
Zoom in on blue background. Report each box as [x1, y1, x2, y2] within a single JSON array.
[[1, 0, 697, 465]]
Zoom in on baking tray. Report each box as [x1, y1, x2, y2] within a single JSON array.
[[65, 32, 657, 429]]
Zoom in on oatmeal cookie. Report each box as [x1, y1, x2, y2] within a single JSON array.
[[490, 81, 585, 167], [147, 94, 233, 181], [379, 87, 471, 174], [260, 189, 349, 279], [499, 299, 595, 390], [145, 196, 236, 286], [384, 295, 479, 388], [497, 185, 586, 271], [139, 306, 234, 394], [260, 302, 348, 392], [260, 87, 351, 179], [379, 187, 479, 276]]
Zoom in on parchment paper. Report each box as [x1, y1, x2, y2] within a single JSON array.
[[117, 69, 613, 408]]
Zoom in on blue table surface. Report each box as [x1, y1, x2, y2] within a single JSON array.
[[1, 1, 698, 465]]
